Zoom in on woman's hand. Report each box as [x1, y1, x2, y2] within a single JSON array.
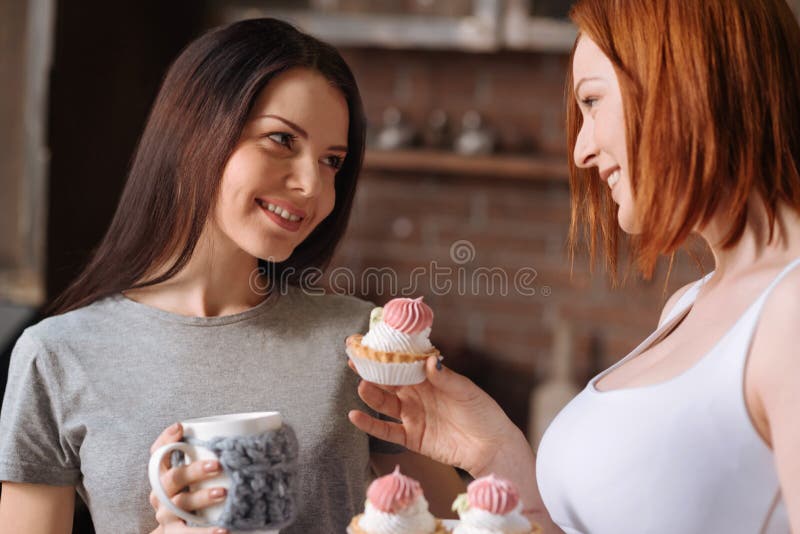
[[348, 356, 523, 477], [147, 424, 229, 534], [349, 357, 563, 533]]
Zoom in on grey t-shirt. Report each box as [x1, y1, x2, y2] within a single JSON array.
[[0, 286, 400, 533]]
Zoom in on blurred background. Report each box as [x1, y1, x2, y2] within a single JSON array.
[[2, 1, 799, 532]]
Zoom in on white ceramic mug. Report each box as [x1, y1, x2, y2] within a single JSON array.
[[148, 411, 283, 533]]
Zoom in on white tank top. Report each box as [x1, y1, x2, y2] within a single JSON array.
[[535, 259, 800, 534]]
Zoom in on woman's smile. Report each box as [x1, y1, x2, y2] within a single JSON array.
[[255, 197, 306, 232]]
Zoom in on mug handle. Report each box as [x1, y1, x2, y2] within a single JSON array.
[[148, 442, 213, 525]]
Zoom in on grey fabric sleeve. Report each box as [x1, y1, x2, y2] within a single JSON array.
[[0, 330, 81, 485]]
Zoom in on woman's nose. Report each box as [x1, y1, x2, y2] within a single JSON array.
[[573, 122, 599, 169], [288, 155, 322, 197]]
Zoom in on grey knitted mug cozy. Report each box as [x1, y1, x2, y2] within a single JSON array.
[[171, 424, 299, 531]]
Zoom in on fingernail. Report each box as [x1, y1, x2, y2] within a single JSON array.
[[213, 529, 228, 534], [436, 356, 444, 370], [169, 423, 181, 434], [210, 487, 227, 499], [203, 460, 220, 473]]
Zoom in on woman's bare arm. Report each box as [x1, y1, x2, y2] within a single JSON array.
[[0, 482, 75, 534], [749, 271, 800, 532]]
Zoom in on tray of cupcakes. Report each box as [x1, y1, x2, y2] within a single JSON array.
[[348, 466, 542, 534]]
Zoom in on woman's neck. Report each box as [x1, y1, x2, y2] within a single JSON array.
[[123, 222, 269, 317], [699, 195, 800, 283]]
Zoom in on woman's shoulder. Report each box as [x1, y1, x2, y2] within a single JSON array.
[[749, 263, 800, 364], [282, 286, 374, 330], [18, 295, 122, 352], [284, 286, 373, 312], [746, 259, 800, 449]]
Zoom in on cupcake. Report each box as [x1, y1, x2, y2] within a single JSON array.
[[451, 475, 539, 534], [348, 465, 449, 534], [346, 296, 440, 385]]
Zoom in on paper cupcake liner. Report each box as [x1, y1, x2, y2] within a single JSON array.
[[346, 348, 427, 385], [347, 525, 454, 534], [348, 515, 455, 534]]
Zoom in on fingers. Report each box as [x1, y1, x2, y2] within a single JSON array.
[[150, 423, 183, 455], [149, 423, 230, 534], [348, 410, 407, 447], [424, 355, 476, 397], [169, 527, 226, 534], [150, 491, 160, 511], [149, 487, 227, 514], [170, 527, 226, 534], [155, 502, 180, 526], [160, 460, 223, 497], [357, 381, 402, 419], [150, 423, 184, 472], [155, 506, 228, 534], [172, 487, 228, 514], [152, 489, 229, 534]]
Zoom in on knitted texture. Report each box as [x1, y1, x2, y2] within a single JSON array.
[[173, 425, 299, 531]]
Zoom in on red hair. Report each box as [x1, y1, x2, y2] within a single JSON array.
[[567, 0, 800, 279]]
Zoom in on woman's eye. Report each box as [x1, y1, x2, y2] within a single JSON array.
[[267, 132, 296, 149], [580, 96, 598, 109], [323, 155, 344, 170]]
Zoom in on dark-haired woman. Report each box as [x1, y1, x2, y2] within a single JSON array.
[[0, 19, 463, 533]]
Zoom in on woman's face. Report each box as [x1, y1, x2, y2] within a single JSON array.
[[213, 67, 349, 263], [572, 35, 638, 233]]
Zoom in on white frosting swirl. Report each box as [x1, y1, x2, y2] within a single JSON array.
[[358, 495, 437, 534], [362, 322, 433, 354], [453, 502, 531, 534]]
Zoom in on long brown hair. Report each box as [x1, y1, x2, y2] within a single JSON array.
[[567, 0, 800, 280], [47, 18, 366, 316]]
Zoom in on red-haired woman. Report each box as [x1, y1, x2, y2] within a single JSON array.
[[350, 1, 800, 532]]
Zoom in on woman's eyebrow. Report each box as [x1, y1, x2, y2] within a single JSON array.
[[257, 113, 348, 152], [259, 113, 307, 137], [574, 76, 604, 96]]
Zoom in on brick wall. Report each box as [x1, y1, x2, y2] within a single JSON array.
[[341, 47, 571, 155], [327, 47, 713, 435]]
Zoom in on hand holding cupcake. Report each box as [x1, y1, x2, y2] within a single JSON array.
[[346, 297, 440, 385]]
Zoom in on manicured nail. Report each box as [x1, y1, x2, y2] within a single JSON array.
[[436, 356, 444, 370], [203, 460, 220, 473], [210, 487, 227, 499]]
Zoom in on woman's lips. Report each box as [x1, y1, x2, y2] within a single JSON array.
[[257, 198, 307, 219], [256, 200, 303, 232]]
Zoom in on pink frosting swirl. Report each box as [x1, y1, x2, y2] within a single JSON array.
[[467, 474, 520, 515], [366, 465, 424, 513], [382, 297, 434, 334]]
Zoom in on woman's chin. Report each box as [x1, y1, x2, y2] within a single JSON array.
[[257, 250, 294, 264], [617, 209, 642, 234], [238, 241, 295, 265]]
